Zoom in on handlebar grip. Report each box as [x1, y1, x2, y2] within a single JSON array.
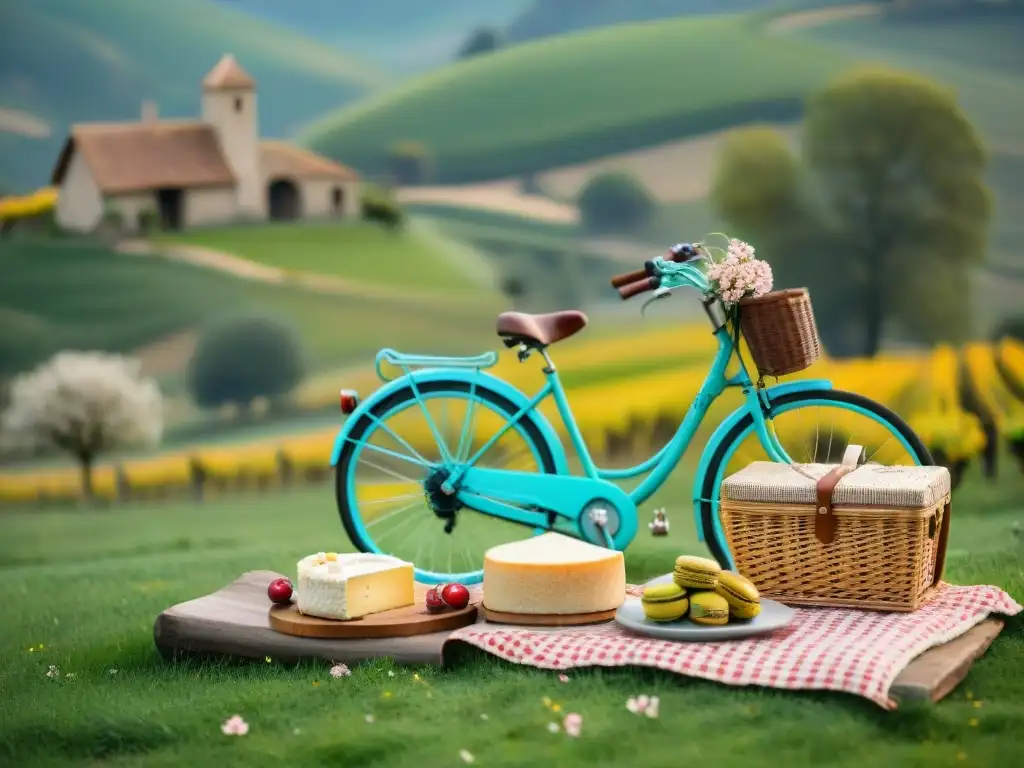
[[617, 276, 658, 300], [610, 268, 648, 288]]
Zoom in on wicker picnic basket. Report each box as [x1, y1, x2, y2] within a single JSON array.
[[738, 288, 821, 378], [720, 447, 952, 612]]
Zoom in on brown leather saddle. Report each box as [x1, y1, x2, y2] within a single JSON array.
[[496, 310, 588, 347]]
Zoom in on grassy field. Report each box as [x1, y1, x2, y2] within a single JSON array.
[[0, 239, 497, 378], [1, 464, 1021, 766], [159, 222, 485, 294], [0, 0, 387, 191], [301, 13, 847, 183]]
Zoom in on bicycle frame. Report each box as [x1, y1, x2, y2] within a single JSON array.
[[440, 302, 788, 505]]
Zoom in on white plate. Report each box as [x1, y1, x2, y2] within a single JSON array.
[[615, 573, 795, 641]]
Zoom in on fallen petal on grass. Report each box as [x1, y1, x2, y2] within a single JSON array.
[[564, 713, 583, 737], [460, 749, 475, 763], [221, 715, 249, 736]]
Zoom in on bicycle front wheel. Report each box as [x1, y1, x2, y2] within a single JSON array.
[[699, 389, 933, 568], [335, 379, 559, 585]]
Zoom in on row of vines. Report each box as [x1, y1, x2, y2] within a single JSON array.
[[2, 332, 1023, 506]]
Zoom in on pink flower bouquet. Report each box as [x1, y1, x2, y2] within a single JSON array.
[[703, 236, 773, 305]]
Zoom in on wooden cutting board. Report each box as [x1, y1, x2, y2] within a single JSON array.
[[269, 585, 477, 639]]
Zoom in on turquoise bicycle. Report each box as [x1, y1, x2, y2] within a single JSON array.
[[331, 243, 931, 584]]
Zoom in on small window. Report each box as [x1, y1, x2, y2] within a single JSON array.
[[234, 96, 243, 113]]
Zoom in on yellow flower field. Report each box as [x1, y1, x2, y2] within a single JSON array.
[[0, 337, 1014, 504], [0, 187, 57, 220]]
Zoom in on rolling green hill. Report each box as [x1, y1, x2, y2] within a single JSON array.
[[0, 0, 388, 192], [504, 0, 797, 43], [215, 0, 531, 73], [0, 239, 496, 379], [301, 14, 851, 183]]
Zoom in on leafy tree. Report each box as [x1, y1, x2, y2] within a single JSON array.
[[577, 172, 656, 235], [1, 351, 163, 501], [458, 27, 502, 59], [711, 67, 990, 357], [187, 314, 306, 414], [388, 141, 432, 186]]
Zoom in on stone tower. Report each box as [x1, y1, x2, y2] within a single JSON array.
[[201, 54, 261, 217]]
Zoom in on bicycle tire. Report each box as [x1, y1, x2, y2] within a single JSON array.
[[699, 389, 933, 568], [334, 378, 559, 583]]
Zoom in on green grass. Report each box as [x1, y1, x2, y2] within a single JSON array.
[[158, 222, 484, 294], [0, 239, 496, 377], [0, 0, 387, 191], [0, 466, 1021, 766], [301, 14, 849, 183], [405, 203, 583, 241]]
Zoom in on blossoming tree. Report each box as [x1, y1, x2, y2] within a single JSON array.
[[1, 351, 163, 501]]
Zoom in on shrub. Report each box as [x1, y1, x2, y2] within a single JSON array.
[[458, 27, 502, 59], [361, 194, 404, 231], [577, 172, 656, 235], [187, 314, 306, 413], [994, 315, 1024, 344], [138, 209, 159, 233]]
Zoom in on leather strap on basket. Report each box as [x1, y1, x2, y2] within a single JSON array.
[[814, 444, 865, 545]]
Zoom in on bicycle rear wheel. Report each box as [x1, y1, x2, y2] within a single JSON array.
[[335, 379, 559, 584], [699, 389, 932, 569]]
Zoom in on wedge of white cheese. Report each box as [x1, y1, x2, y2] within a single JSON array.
[[483, 532, 625, 614], [296, 552, 414, 620]]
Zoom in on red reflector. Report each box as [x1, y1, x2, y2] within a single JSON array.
[[339, 390, 359, 415]]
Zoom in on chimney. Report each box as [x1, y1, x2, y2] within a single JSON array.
[[141, 100, 158, 123]]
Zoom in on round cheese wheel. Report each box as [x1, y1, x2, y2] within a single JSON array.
[[483, 532, 626, 614]]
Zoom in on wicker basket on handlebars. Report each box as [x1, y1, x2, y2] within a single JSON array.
[[738, 288, 821, 378]]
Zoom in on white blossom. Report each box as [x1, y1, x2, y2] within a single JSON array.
[[2, 351, 163, 490]]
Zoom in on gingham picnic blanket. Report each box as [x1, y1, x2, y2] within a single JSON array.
[[445, 584, 1021, 709]]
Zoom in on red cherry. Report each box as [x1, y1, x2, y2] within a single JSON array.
[[267, 578, 293, 604], [440, 583, 470, 610], [425, 587, 446, 614]]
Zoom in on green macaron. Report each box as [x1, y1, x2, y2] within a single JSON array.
[[641, 583, 689, 622], [688, 591, 730, 626], [715, 571, 762, 619], [672, 555, 721, 590]]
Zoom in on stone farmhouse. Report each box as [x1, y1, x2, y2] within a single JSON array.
[[51, 55, 360, 233]]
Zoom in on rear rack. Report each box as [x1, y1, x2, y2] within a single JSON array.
[[375, 348, 498, 382]]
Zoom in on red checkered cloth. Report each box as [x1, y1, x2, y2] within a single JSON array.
[[444, 584, 1020, 709]]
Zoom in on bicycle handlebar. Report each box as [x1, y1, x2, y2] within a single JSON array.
[[617, 276, 659, 299], [610, 242, 703, 299]]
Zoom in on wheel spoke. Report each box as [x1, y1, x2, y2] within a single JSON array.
[[340, 385, 553, 583], [366, 499, 422, 529]]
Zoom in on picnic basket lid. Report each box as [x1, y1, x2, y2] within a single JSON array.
[[721, 462, 951, 508]]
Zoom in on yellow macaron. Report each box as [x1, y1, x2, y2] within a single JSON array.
[[641, 583, 689, 622], [688, 591, 730, 626], [715, 571, 762, 620], [673, 555, 721, 590]]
